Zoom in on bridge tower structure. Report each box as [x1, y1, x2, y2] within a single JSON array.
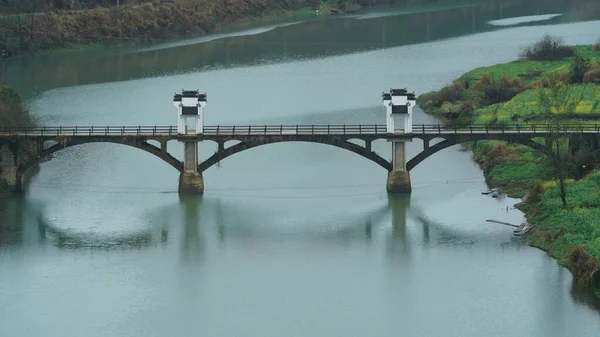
[[383, 88, 415, 193], [173, 90, 206, 194]]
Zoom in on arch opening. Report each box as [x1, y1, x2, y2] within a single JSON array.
[[18, 139, 183, 176], [198, 138, 391, 172], [407, 136, 552, 172], [224, 140, 242, 150]]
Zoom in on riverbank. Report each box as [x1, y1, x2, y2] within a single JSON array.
[[418, 38, 600, 297], [0, 0, 392, 58]]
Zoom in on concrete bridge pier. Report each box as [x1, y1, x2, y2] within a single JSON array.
[[179, 141, 204, 194], [0, 142, 21, 194], [387, 140, 411, 193]]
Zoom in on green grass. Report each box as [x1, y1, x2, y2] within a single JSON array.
[[420, 43, 600, 296], [530, 170, 600, 262], [460, 45, 600, 86], [472, 140, 553, 187], [473, 84, 600, 124]]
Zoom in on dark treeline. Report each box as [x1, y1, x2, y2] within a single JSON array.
[[0, 1, 449, 13], [0, 0, 492, 58]]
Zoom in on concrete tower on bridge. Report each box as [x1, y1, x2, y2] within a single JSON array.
[[382, 88, 415, 134], [173, 90, 207, 135], [173, 90, 206, 194], [383, 88, 415, 193]]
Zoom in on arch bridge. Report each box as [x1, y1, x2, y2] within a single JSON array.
[[0, 123, 597, 194]]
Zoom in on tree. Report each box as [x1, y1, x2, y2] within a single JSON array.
[[569, 56, 591, 84], [538, 83, 579, 207], [0, 86, 32, 127], [520, 34, 575, 61]]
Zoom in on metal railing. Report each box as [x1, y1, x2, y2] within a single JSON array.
[[202, 124, 387, 135], [412, 123, 600, 134], [0, 126, 176, 136], [0, 124, 599, 136], [0, 125, 388, 136]]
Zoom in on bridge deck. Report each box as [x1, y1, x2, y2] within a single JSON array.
[[0, 124, 599, 137]]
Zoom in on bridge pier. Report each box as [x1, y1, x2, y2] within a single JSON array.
[[0, 142, 20, 194], [387, 141, 411, 193], [179, 141, 204, 194]]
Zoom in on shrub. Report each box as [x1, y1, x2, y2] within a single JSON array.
[[420, 98, 437, 112], [440, 82, 463, 102], [567, 246, 600, 284], [441, 100, 475, 126], [594, 40, 600, 51], [527, 180, 545, 205], [485, 142, 511, 160], [571, 149, 597, 180], [474, 74, 524, 104], [584, 65, 600, 84], [530, 72, 570, 88], [519, 34, 575, 61], [440, 101, 458, 115], [569, 56, 591, 84], [417, 82, 464, 111], [517, 70, 543, 79]]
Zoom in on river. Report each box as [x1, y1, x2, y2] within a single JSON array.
[[1, 0, 600, 336]]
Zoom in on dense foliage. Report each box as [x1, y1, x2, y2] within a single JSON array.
[[0, 85, 31, 127], [0, 86, 32, 195], [519, 34, 575, 61]]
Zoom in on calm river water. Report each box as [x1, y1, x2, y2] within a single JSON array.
[[1, 1, 600, 336]]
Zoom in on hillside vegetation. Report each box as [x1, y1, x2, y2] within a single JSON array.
[[0, 86, 31, 127], [0, 0, 406, 57], [0, 86, 32, 196], [418, 35, 600, 297]]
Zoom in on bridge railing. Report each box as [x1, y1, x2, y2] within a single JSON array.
[[202, 124, 388, 135], [413, 123, 600, 134], [1, 124, 600, 136], [0, 125, 389, 136], [0, 126, 177, 136]]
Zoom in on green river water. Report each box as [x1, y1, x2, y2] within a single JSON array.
[[1, 1, 600, 336]]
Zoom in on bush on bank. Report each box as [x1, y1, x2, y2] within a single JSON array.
[[519, 34, 575, 61]]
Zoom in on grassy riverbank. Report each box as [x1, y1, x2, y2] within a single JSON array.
[[418, 37, 600, 296]]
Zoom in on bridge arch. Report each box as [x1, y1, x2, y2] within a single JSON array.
[[198, 138, 392, 172], [406, 135, 550, 171], [18, 138, 183, 175]]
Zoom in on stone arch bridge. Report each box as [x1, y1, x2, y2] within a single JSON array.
[[0, 124, 597, 194]]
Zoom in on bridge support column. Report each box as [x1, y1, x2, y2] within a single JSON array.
[[0, 143, 21, 194], [179, 141, 204, 194], [387, 141, 411, 193]]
